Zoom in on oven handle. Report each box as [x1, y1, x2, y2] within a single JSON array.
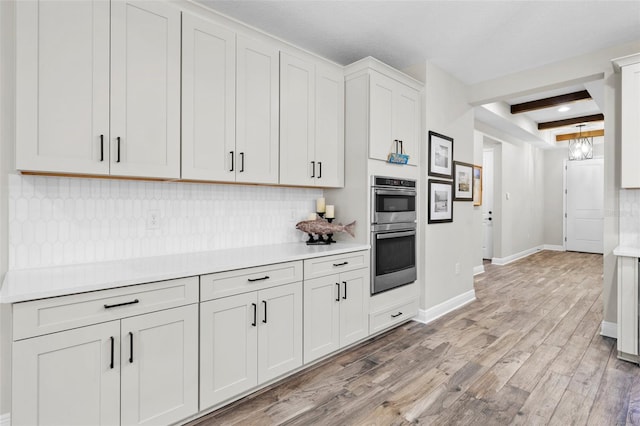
[[373, 189, 416, 196], [376, 230, 416, 240]]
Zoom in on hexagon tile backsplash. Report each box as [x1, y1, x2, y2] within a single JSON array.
[[620, 189, 640, 248], [8, 174, 322, 269]]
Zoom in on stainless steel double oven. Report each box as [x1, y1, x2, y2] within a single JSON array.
[[370, 176, 417, 295]]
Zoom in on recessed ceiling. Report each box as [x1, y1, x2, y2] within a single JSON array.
[[195, 0, 640, 85], [507, 83, 604, 137]]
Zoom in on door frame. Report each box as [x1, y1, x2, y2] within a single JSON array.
[[563, 159, 567, 252]]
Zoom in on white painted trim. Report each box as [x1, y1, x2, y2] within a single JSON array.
[[473, 265, 485, 275], [543, 244, 565, 252], [601, 320, 617, 339], [491, 246, 543, 266], [0, 413, 10, 426], [563, 158, 567, 252], [414, 290, 476, 324]]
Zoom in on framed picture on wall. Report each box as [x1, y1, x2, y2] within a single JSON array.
[[453, 161, 474, 201], [428, 131, 454, 179], [428, 179, 453, 224], [473, 165, 483, 206]]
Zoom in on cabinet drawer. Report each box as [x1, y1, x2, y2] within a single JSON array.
[[369, 298, 418, 335], [200, 261, 302, 301], [303, 250, 369, 280], [13, 277, 198, 340]]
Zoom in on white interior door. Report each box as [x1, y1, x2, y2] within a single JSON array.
[[482, 149, 494, 260], [566, 158, 604, 254]]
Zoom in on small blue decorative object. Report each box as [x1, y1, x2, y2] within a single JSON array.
[[388, 152, 410, 164]]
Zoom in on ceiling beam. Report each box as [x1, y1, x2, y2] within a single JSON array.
[[510, 90, 592, 114], [555, 129, 604, 142], [538, 113, 604, 130]]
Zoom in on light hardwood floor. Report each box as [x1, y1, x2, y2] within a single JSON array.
[[188, 250, 640, 425]]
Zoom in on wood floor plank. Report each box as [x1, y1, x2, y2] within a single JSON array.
[[510, 370, 572, 425], [587, 349, 637, 425], [187, 251, 640, 426]]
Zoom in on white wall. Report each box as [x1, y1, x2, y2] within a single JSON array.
[[0, 0, 15, 417], [473, 131, 484, 271], [543, 148, 567, 247], [469, 41, 640, 325], [501, 141, 544, 258], [420, 61, 476, 311]]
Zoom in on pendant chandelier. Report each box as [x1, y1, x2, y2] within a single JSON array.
[[568, 124, 593, 161]]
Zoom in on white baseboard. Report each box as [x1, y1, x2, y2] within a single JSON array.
[[473, 265, 485, 275], [600, 321, 617, 339], [543, 244, 565, 252], [492, 245, 543, 266], [0, 413, 10, 426], [414, 289, 476, 325]]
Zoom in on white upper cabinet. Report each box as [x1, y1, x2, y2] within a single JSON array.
[[280, 52, 344, 187], [314, 64, 345, 187], [181, 13, 236, 182], [16, 0, 110, 175], [110, 1, 181, 179], [280, 52, 315, 186], [615, 55, 640, 188], [369, 70, 420, 166], [16, 0, 181, 179], [236, 35, 280, 184]]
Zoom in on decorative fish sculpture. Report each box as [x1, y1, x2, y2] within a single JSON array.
[[296, 217, 356, 238]]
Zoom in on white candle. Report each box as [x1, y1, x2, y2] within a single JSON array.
[[307, 213, 317, 221], [316, 197, 326, 213], [326, 205, 335, 219]]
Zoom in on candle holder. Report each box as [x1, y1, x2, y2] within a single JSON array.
[[325, 218, 336, 243], [316, 212, 325, 219]]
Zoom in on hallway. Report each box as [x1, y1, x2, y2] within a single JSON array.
[[189, 251, 639, 425]]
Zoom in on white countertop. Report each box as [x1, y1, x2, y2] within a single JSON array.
[[0, 242, 370, 304], [614, 246, 640, 258]]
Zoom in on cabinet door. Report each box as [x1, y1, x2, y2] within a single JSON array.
[[12, 321, 120, 426], [182, 13, 236, 182], [314, 64, 345, 187], [121, 305, 198, 426], [110, 0, 181, 179], [621, 62, 640, 188], [200, 293, 258, 409], [339, 269, 370, 347], [16, 0, 110, 175], [303, 275, 340, 363], [369, 72, 395, 162], [236, 36, 279, 184], [279, 52, 315, 187], [258, 282, 303, 383], [394, 84, 420, 166]]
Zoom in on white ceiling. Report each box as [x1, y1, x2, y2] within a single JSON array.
[[195, 0, 640, 85], [195, 0, 636, 147]]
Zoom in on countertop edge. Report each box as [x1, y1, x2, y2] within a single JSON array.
[[1, 243, 371, 304], [614, 246, 640, 258]]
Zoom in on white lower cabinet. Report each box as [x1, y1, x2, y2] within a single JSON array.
[[11, 277, 199, 426], [12, 321, 121, 426], [303, 261, 369, 363], [120, 306, 199, 426], [200, 282, 303, 409], [12, 304, 198, 426]]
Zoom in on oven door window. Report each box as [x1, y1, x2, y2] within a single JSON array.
[[375, 193, 415, 213], [375, 232, 416, 276]]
